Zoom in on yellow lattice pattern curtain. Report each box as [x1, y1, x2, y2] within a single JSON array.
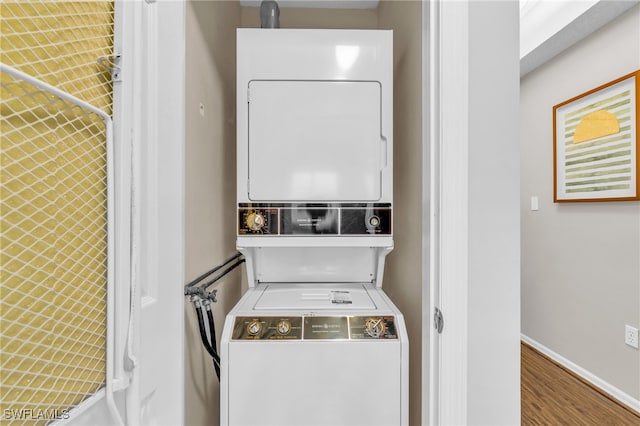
[[1, 2, 114, 424]]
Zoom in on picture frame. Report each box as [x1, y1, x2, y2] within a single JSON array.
[[553, 70, 640, 202]]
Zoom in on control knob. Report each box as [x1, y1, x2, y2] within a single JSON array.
[[247, 320, 263, 336], [368, 215, 381, 227], [245, 211, 266, 232], [364, 317, 386, 339], [276, 320, 291, 335]]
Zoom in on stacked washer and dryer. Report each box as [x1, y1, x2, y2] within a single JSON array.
[[220, 29, 408, 426]]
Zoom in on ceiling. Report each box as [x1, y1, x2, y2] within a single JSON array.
[[520, 0, 638, 76]]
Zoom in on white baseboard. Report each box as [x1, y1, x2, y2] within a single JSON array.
[[521, 334, 640, 414]]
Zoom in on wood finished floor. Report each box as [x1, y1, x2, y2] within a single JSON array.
[[521, 342, 640, 425]]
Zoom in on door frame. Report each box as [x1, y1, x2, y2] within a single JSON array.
[[423, 0, 470, 424]]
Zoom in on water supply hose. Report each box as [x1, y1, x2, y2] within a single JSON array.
[[205, 303, 221, 379], [193, 298, 221, 379]]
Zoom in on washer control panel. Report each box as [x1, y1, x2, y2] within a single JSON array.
[[232, 315, 398, 340], [238, 203, 391, 236], [233, 317, 303, 340]]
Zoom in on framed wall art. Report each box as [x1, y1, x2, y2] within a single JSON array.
[[553, 70, 640, 202]]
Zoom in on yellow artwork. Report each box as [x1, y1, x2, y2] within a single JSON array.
[[553, 70, 639, 202], [573, 110, 620, 144]]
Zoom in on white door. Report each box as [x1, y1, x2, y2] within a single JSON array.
[[66, 1, 186, 424], [44, 1, 132, 423], [69, 1, 187, 424], [248, 80, 385, 202], [130, 1, 186, 425]]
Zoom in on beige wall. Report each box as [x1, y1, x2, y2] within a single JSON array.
[[240, 5, 378, 28], [521, 4, 640, 400], [185, 2, 242, 425], [377, 2, 423, 425], [186, 2, 423, 424]]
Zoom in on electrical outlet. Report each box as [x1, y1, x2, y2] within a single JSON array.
[[625, 325, 639, 349]]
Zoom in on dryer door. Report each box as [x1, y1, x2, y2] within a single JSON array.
[[248, 80, 385, 201]]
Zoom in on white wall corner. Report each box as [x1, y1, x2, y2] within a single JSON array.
[[467, 1, 521, 424]]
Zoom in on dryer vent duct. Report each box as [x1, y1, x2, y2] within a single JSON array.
[[260, 0, 280, 28]]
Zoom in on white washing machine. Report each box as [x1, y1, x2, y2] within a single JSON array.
[[220, 29, 408, 426]]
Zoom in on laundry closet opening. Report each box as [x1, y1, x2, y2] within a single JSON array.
[[184, 2, 423, 426]]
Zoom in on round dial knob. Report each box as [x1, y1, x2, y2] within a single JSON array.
[[245, 212, 266, 231], [276, 320, 291, 335], [247, 320, 263, 336], [368, 215, 381, 227], [364, 317, 386, 338]]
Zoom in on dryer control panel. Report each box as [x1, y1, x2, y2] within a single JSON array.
[[238, 203, 391, 236]]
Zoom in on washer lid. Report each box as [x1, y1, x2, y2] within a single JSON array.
[[254, 283, 376, 310]]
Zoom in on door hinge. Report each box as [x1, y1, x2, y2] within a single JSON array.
[[434, 307, 444, 334], [97, 54, 122, 82]]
